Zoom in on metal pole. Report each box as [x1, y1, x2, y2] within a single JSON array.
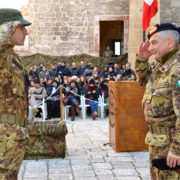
[[143, 31, 146, 42]]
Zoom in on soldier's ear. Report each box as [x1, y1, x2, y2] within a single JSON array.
[[167, 37, 174, 49]]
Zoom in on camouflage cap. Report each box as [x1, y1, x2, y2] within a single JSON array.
[[0, 8, 31, 26]]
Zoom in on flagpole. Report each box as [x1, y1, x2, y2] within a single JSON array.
[[143, 31, 146, 42]]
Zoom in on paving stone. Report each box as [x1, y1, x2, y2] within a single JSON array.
[[105, 156, 134, 162], [113, 169, 138, 176], [136, 168, 151, 180], [95, 169, 113, 175], [90, 158, 105, 163], [97, 175, 116, 180], [49, 174, 73, 180], [116, 177, 140, 180], [73, 170, 95, 178], [92, 163, 112, 170], [132, 160, 149, 168], [111, 161, 134, 169]]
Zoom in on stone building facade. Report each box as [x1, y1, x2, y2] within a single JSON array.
[[19, 0, 129, 57]]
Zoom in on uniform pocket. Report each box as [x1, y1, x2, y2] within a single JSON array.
[[145, 131, 170, 147]]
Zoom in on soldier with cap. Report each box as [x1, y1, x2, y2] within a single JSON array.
[[0, 8, 31, 180], [135, 23, 180, 179]]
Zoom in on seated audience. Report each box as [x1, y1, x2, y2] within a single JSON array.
[[70, 62, 79, 76], [92, 67, 100, 80], [29, 65, 39, 79], [28, 79, 47, 120], [100, 65, 109, 78], [114, 63, 120, 76], [78, 61, 86, 76], [85, 79, 100, 120], [46, 80, 60, 120], [50, 64, 57, 78], [122, 63, 134, 78], [63, 80, 80, 121], [83, 63, 93, 78], [39, 66, 50, 80], [100, 79, 109, 115], [56, 62, 70, 76]]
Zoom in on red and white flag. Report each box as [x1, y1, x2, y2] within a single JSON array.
[[142, 0, 158, 31]]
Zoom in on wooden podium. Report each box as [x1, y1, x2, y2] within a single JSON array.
[[109, 81, 148, 152]]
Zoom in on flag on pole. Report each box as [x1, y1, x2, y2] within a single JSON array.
[[142, 0, 158, 31]]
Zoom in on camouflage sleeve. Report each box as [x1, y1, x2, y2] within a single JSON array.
[[170, 65, 180, 156], [0, 51, 7, 69], [135, 55, 150, 87]]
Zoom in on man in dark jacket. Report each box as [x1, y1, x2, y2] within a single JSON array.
[[70, 62, 79, 76], [78, 61, 86, 76], [56, 62, 69, 76]]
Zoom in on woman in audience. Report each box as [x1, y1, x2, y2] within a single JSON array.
[[85, 79, 100, 120], [64, 80, 81, 121]]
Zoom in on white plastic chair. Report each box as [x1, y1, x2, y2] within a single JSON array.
[[37, 98, 47, 120]]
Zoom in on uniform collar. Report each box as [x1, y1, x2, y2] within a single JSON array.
[[159, 48, 179, 73]]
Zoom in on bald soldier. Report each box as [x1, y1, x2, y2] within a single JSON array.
[[0, 9, 31, 180], [135, 23, 180, 179]]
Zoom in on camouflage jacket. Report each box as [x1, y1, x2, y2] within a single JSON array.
[[0, 45, 28, 121], [103, 50, 113, 58], [0, 22, 28, 126], [135, 49, 180, 155]]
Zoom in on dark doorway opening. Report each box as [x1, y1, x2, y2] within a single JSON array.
[[100, 21, 124, 57]]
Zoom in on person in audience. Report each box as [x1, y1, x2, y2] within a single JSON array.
[[108, 66, 115, 77], [39, 66, 50, 80], [114, 63, 120, 76], [49, 64, 57, 78], [122, 63, 134, 78], [83, 62, 93, 78], [28, 79, 47, 120], [29, 65, 39, 79], [56, 61, 69, 77], [92, 67, 99, 79], [64, 80, 81, 121], [100, 79, 109, 116], [103, 45, 113, 58], [100, 65, 109, 78], [79, 76, 87, 95], [85, 79, 100, 120], [70, 62, 79, 76], [37, 62, 44, 75], [46, 80, 60, 120], [78, 61, 86, 76]]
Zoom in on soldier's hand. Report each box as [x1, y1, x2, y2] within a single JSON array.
[[167, 151, 180, 168], [138, 40, 152, 59]]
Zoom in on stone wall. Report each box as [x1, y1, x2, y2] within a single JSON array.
[[19, 0, 129, 56], [160, 0, 180, 26]]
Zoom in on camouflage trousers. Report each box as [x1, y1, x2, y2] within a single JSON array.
[[0, 123, 29, 180], [149, 145, 180, 180]]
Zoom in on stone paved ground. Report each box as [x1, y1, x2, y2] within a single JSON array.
[[18, 117, 150, 180]]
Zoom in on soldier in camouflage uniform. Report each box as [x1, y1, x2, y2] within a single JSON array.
[[0, 8, 31, 180], [135, 23, 180, 180], [103, 45, 113, 58]]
